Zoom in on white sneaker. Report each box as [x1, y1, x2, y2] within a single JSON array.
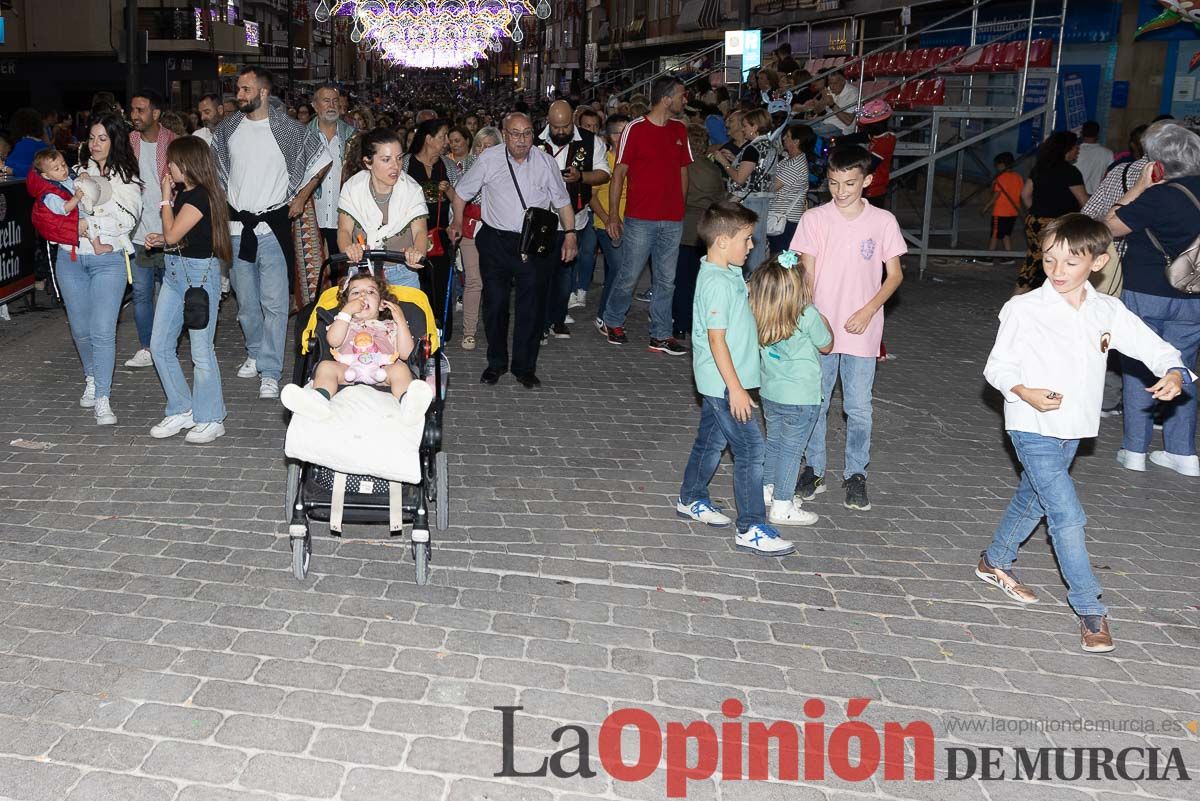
[[259, 378, 280, 399], [186, 422, 226, 444], [763, 484, 776, 506], [568, 290, 587, 309], [735, 524, 795, 556], [1149, 450, 1200, 477], [94, 397, 116, 426], [220, 276, 231, 296], [564, 314, 575, 325], [80, 377, 96, 408], [675, 498, 731, 527], [281, 384, 332, 421], [150, 411, 195, 439], [1116, 449, 1146, 472], [124, 349, 153, 368], [400, 380, 435, 426], [769, 499, 819, 526], [237, 358, 258, 379]]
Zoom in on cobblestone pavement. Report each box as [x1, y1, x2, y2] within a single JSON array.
[[0, 261, 1197, 801]]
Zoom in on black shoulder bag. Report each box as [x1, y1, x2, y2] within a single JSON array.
[[505, 150, 559, 261]]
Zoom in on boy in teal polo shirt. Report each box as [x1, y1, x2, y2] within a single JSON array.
[[676, 201, 795, 557]]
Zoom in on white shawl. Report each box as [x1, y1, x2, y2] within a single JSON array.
[[337, 169, 428, 250]]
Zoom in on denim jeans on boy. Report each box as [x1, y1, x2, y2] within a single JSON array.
[[602, 217, 682, 340], [572, 222, 598, 294], [762, 399, 821, 499], [131, 244, 165, 349], [1119, 289, 1200, 456], [151, 255, 226, 424], [679, 392, 767, 533], [805, 353, 876, 479], [741, 193, 772, 274], [229, 232, 289, 382], [985, 431, 1106, 617], [56, 248, 128, 400], [596, 227, 622, 320]]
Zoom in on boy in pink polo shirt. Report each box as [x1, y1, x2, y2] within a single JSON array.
[[790, 145, 906, 510]]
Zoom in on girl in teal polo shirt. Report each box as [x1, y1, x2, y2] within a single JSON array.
[[748, 251, 835, 526]]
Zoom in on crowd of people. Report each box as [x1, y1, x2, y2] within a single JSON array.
[[2, 52, 1199, 654]]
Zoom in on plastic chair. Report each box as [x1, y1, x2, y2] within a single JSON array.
[[999, 40, 1027, 71], [914, 77, 946, 105], [1028, 39, 1052, 68], [940, 45, 967, 72], [910, 48, 934, 75], [894, 51, 915, 76], [876, 51, 899, 75], [895, 81, 921, 108], [974, 41, 1006, 72], [953, 47, 983, 73], [844, 57, 863, 80]]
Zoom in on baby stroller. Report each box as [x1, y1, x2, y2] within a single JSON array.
[[284, 251, 449, 585]]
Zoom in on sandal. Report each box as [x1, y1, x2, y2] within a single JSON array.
[[461, 335, 476, 351]]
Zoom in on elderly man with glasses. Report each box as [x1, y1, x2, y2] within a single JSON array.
[[450, 112, 577, 389]]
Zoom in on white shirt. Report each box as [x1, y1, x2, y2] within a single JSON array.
[[193, 127, 214, 145], [536, 125, 609, 230], [226, 117, 289, 236], [828, 84, 861, 135], [984, 281, 1190, 440], [1074, 142, 1114, 195], [313, 128, 345, 230], [134, 139, 162, 245]]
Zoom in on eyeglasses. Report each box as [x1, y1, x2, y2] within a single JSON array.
[[506, 129, 534, 139]]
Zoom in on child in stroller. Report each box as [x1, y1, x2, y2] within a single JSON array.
[[281, 270, 433, 423]]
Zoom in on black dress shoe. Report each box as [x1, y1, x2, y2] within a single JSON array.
[[480, 367, 503, 385], [515, 373, 541, 389]]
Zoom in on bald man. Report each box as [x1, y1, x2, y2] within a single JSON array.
[[537, 100, 610, 338]]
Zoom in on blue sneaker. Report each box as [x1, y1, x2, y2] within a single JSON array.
[[675, 498, 732, 527], [735, 524, 795, 556]]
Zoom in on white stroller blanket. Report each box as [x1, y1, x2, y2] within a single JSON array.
[[284, 384, 423, 484]]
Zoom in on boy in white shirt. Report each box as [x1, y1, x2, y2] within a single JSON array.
[[979, 214, 1192, 654]]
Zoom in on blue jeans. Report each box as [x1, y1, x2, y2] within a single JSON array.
[[986, 431, 1105, 617], [151, 256, 226, 424], [1119, 289, 1200, 456], [679, 392, 767, 533], [572, 222, 598, 293], [672, 244, 702, 337], [229, 232, 289, 382], [602, 217, 682, 340], [383, 264, 421, 291], [56, 248, 128, 400], [131, 244, 165, 348], [806, 353, 876, 479], [768, 220, 799, 255], [596, 227, 622, 321], [742, 193, 772, 274], [763, 399, 821, 499]]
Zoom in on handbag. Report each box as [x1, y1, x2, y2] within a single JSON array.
[[426, 196, 446, 258], [505, 150, 558, 259], [1145, 182, 1200, 294], [1091, 163, 1134, 297], [183, 263, 212, 330], [462, 202, 483, 239], [767, 185, 805, 236]]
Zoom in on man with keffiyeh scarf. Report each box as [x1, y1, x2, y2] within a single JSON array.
[[211, 65, 331, 400]]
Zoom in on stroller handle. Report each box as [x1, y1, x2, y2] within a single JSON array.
[[329, 250, 413, 266]]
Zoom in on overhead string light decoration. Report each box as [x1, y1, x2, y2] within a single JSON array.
[[313, 0, 551, 68]]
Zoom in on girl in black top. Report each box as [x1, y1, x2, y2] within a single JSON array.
[[142, 135, 233, 442], [1016, 131, 1088, 292]]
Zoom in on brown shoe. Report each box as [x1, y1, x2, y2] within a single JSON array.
[[1080, 616, 1115, 653], [975, 554, 1039, 604]]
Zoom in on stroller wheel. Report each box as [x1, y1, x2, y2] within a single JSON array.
[[413, 539, 430, 586], [291, 529, 312, 581], [285, 461, 302, 523], [434, 451, 449, 532]]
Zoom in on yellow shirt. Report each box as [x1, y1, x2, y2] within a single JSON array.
[[593, 151, 627, 230]]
